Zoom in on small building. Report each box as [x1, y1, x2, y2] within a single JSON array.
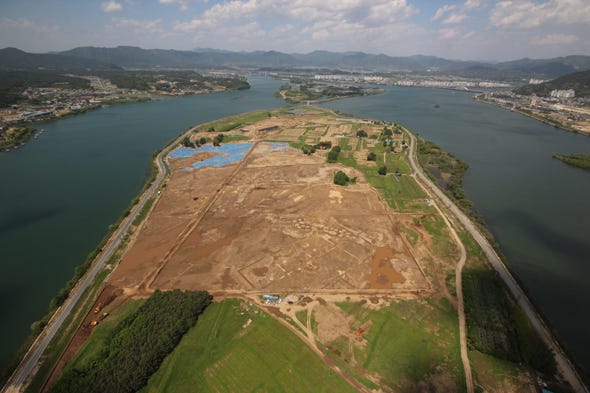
[[259, 125, 279, 132]]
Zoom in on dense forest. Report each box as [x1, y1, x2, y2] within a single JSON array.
[[48, 290, 212, 393]]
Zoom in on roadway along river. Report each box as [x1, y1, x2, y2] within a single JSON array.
[[321, 87, 590, 377], [0, 76, 284, 371], [1, 79, 589, 381]]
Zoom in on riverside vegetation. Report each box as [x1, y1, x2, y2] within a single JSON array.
[[553, 154, 590, 170]]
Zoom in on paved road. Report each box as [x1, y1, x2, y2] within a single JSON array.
[[405, 131, 589, 393], [1, 133, 183, 393]]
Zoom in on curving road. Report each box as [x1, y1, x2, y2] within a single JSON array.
[[1, 133, 183, 393], [405, 130, 589, 393]]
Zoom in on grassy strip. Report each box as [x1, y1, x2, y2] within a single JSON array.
[[553, 154, 590, 170], [132, 196, 155, 227], [23, 268, 111, 393]]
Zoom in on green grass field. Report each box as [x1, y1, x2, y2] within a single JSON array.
[[333, 299, 466, 392], [140, 299, 357, 393]]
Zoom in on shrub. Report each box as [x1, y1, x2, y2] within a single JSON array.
[[378, 165, 387, 175], [367, 152, 377, 161]]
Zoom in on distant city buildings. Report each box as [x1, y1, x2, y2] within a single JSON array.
[[528, 78, 547, 85], [550, 89, 575, 98]]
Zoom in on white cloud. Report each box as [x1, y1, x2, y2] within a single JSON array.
[[107, 18, 164, 34], [490, 0, 590, 28], [443, 13, 467, 24], [439, 28, 459, 40], [0, 17, 59, 33], [176, 0, 417, 33], [463, 0, 481, 9], [535, 33, 578, 45], [101, 1, 123, 12], [159, 0, 203, 11], [432, 4, 456, 21]]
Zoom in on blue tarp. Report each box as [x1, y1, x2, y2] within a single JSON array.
[[169, 143, 253, 170]]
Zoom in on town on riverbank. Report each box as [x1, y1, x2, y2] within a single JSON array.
[[0, 71, 249, 151]]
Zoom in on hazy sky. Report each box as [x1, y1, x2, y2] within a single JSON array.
[[1, 0, 589, 61]]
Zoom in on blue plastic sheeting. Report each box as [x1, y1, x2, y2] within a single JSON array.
[[266, 142, 289, 152], [169, 143, 253, 170]]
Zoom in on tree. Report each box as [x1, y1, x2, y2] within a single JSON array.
[[383, 128, 393, 137], [181, 136, 194, 148], [302, 144, 316, 155], [367, 152, 377, 161], [378, 165, 387, 175], [356, 130, 368, 138], [208, 126, 215, 132], [327, 150, 339, 163], [334, 171, 350, 186], [199, 137, 208, 145]]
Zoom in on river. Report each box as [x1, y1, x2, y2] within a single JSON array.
[[321, 87, 590, 374], [1, 79, 589, 377], [0, 76, 284, 370]]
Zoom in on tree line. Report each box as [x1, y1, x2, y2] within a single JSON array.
[[49, 290, 212, 393]]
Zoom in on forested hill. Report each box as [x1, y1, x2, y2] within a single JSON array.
[[514, 70, 590, 98], [0, 47, 122, 72]]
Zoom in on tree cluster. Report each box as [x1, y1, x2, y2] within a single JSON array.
[[213, 133, 225, 146], [333, 170, 356, 186], [49, 290, 212, 393], [327, 146, 341, 163]]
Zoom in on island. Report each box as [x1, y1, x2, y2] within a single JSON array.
[[553, 154, 590, 170], [275, 80, 384, 103], [6, 107, 586, 393]]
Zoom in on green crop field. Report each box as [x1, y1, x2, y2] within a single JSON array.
[[140, 299, 357, 393], [333, 299, 466, 392]]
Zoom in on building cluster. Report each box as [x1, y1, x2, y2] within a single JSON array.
[[550, 89, 575, 98], [395, 79, 511, 90], [0, 79, 135, 125], [313, 74, 385, 83]]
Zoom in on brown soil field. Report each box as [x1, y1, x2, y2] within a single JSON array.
[[108, 112, 431, 295], [109, 141, 429, 293]]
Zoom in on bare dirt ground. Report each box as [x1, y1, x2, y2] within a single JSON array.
[[109, 140, 429, 294]]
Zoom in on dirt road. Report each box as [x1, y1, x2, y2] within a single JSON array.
[[404, 134, 474, 393], [405, 130, 589, 393]]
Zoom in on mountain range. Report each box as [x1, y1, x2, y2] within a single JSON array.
[[2, 46, 590, 81]]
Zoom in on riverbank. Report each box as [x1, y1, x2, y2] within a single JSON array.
[[473, 94, 589, 137], [405, 130, 588, 393], [1, 118, 189, 393]]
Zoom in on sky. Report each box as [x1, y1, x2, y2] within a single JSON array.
[[0, 0, 589, 61]]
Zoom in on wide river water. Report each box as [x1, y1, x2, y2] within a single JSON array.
[[1, 78, 589, 376]]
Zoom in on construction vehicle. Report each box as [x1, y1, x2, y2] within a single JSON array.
[[355, 322, 371, 337], [93, 302, 104, 314], [99, 312, 109, 321], [89, 320, 98, 327]]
